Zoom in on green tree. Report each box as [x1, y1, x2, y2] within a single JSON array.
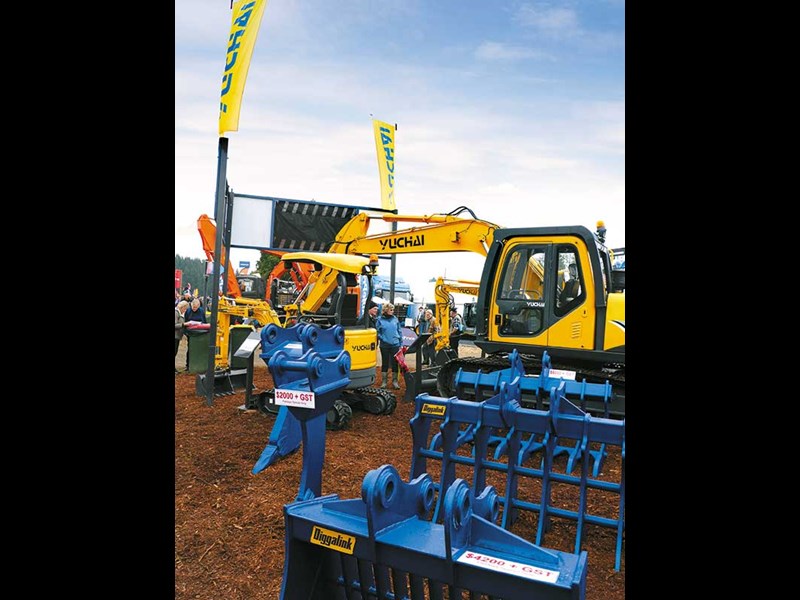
[[255, 252, 280, 279], [175, 255, 208, 296]]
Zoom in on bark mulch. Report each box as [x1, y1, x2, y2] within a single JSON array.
[[175, 367, 624, 599]]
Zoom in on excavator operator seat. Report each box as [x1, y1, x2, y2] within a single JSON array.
[[558, 263, 581, 308]]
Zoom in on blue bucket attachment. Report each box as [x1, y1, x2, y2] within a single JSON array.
[[280, 464, 587, 599]]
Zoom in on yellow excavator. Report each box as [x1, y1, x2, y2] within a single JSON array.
[[198, 206, 625, 415], [196, 214, 396, 427], [325, 206, 625, 414], [254, 250, 398, 428], [428, 276, 481, 350]]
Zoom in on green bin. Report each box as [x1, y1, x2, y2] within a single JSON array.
[[187, 330, 211, 374], [229, 325, 256, 370]]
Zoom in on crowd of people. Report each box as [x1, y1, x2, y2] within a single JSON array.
[[174, 283, 209, 374], [414, 305, 465, 366], [175, 280, 468, 384], [362, 299, 467, 386]]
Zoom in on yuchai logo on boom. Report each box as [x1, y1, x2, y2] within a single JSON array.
[[379, 234, 425, 250]]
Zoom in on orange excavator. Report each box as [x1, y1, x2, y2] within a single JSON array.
[[238, 249, 316, 308], [195, 215, 284, 396], [197, 215, 315, 307], [197, 214, 243, 299], [264, 252, 315, 308]]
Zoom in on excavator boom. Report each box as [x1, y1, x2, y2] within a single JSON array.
[[430, 278, 481, 352], [329, 209, 499, 257], [197, 214, 242, 298]]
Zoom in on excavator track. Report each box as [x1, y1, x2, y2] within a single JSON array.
[[436, 354, 625, 401], [340, 387, 397, 416]]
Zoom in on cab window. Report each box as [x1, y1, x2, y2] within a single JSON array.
[[497, 246, 545, 336], [554, 246, 585, 317]]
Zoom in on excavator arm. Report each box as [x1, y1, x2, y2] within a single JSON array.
[[197, 214, 242, 299], [280, 252, 377, 322], [329, 209, 499, 257], [326, 208, 499, 352], [196, 214, 287, 373], [431, 278, 481, 351]]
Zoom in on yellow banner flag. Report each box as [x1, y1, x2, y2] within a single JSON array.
[[219, 0, 269, 136], [373, 119, 396, 211]]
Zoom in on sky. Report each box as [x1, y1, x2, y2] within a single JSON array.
[[175, 0, 624, 309]]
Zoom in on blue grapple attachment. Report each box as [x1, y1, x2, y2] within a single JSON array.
[[252, 323, 351, 500], [411, 359, 626, 571], [280, 464, 587, 600], [454, 350, 616, 477]]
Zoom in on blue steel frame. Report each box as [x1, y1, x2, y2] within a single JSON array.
[[409, 373, 625, 571]]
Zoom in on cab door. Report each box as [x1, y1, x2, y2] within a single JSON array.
[[489, 242, 551, 347], [546, 242, 595, 351], [487, 239, 595, 352]]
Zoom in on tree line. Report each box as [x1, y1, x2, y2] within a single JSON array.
[[175, 253, 281, 296]]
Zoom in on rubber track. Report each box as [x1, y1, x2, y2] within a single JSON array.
[[341, 387, 398, 416], [260, 386, 398, 418]]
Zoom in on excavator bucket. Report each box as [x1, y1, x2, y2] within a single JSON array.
[[194, 325, 261, 399], [194, 368, 251, 397], [408, 366, 626, 571], [280, 465, 587, 599], [397, 335, 457, 401]]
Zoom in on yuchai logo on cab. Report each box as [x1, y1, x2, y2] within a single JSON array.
[[351, 343, 376, 352]]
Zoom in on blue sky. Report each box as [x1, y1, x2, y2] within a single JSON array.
[[175, 0, 624, 307]]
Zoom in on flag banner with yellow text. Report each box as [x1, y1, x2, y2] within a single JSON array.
[[219, 0, 269, 136], [373, 119, 396, 211]]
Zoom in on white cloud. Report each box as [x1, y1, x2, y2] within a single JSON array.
[[515, 3, 581, 39], [175, 0, 625, 289], [474, 41, 551, 62]]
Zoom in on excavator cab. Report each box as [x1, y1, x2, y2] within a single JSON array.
[[478, 228, 622, 373], [492, 240, 594, 348], [237, 274, 267, 300]]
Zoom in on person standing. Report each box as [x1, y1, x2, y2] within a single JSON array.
[[375, 303, 402, 389], [183, 298, 207, 371], [421, 309, 437, 366], [185, 298, 206, 323], [416, 305, 429, 334], [366, 304, 379, 327], [449, 307, 465, 356], [175, 300, 189, 374]]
